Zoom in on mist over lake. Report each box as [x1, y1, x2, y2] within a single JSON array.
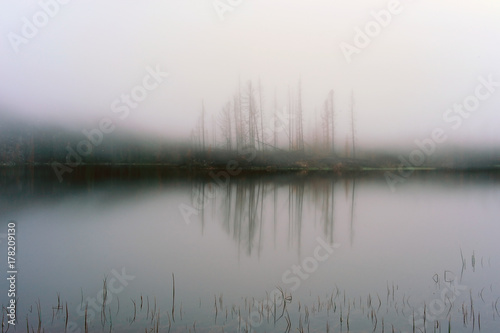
[[1, 1, 500, 332]]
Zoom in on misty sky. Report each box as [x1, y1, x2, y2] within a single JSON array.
[[1, 0, 499, 150]]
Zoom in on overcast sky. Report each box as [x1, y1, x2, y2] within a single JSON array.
[[1, 0, 499, 150]]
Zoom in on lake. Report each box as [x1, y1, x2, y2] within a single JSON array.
[[1, 167, 499, 332]]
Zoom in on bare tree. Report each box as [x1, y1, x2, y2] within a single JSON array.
[[350, 90, 356, 158], [211, 114, 216, 149], [245, 80, 258, 149], [320, 90, 335, 154], [258, 79, 265, 151], [201, 100, 206, 150], [233, 79, 248, 151], [321, 99, 330, 151], [207, 77, 341, 154], [233, 94, 242, 150], [328, 90, 334, 154], [288, 85, 293, 150], [273, 88, 278, 149], [218, 101, 232, 150], [296, 79, 304, 151], [312, 107, 321, 152]]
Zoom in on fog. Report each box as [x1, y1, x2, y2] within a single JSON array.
[[1, 0, 499, 150]]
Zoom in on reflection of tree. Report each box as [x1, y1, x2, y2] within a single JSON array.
[[288, 181, 305, 255], [343, 178, 357, 246], [350, 178, 356, 246], [314, 178, 335, 244], [191, 175, 350, 257], [231, 180, 262, 256]]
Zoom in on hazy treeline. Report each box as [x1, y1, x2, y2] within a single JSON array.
[[0, 119, 186, 166], [191, 79, 351, 156], [1, 94, 499, 170]]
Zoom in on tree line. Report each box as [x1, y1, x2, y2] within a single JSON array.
[[191, 79, 354, 157]]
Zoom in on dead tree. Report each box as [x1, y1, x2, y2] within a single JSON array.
[[233, 94, 242, 150], [201, 100, 206, 150], [296, 79, 305, 152], [288, 86, 294, 150], [320, 90, 335, 154], [350, 90, 356, 158], [273, 88, 278, 149], [218, 102, 232, 150], [322, 99, 330, 151], [258, 79, 265, 151], [328, 90, 334, 154], [245, 80, 259, 149]]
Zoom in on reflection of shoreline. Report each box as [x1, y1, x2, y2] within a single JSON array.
[[3, 164, 500, 191], [2, 164, 500, 220]]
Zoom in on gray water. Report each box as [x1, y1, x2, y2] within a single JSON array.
[[1, 168, 499, 332]]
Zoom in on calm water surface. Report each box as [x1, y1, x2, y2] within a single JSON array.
[[1, 167, 499, 332]]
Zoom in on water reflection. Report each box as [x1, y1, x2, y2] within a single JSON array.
[[185, 170, 500, 259], [1, 167, 500, 332], [190, 175, 351, 257]]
